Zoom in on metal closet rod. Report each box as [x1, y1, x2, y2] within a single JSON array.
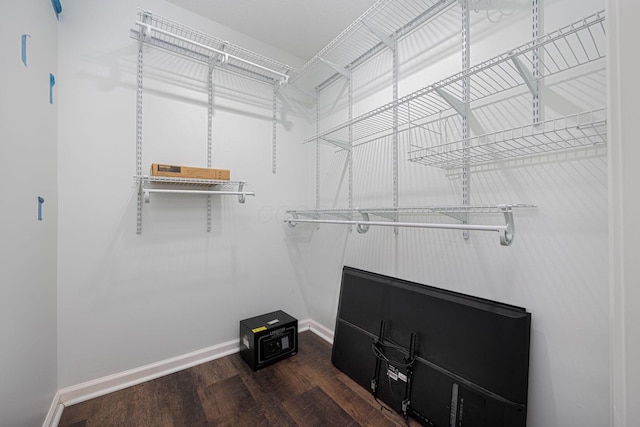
[[144, 189, 255, 196], [284, 215, 515, 246], [143, 188, 255, 204], [135, 21, 290, 83]]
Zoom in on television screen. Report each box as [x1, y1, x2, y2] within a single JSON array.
[[332, 266, 531, 426]]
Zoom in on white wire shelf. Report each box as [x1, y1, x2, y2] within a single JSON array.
[[135, 175, 245, 188], [290, 0, 457, 91], [284, 204, 536, 246], [408, 109, 607, 168], [135, 175, 255, 203], [131, 9, 293, 85], [304, 10, 606, 147]]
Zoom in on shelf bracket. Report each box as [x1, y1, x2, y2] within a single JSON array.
[[286, 83, 318, 100], [321, 137, 352, 151], [218, 43, 229, 66], [319, 57, 350, 80], [208, 56, 218, 73], [440, 212, 468, 222], [356, 211, 370, 234], [362, 22, 396, 51], [140, 11, 152, 42], [287, 212, 299, 228], [499, 205, 515, 246], [370, 211, 397, 220], [511, 55, 538, 97], [435, 88, 466, 117], [238, 183, 246, 204]]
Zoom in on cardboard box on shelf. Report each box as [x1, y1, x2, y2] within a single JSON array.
[[151, 163, 230, 180]]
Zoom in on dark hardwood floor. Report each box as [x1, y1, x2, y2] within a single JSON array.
[[58, 331, 419, 426]]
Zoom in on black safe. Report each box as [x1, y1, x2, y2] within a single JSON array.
[[239, 310, 298, 371]]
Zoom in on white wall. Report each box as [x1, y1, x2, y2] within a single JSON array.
[[0, 1, 58, 426], [56, 0, 311, 388], [3, 1, 630, 426], [286, 1, 610, 426], [607, 1, 640, 426]]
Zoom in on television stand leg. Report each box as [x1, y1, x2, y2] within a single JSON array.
[[370, 320, 386, 397], [402, 399, 410, 419], [402, 332, 417, 419]]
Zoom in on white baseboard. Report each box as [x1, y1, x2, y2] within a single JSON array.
[[42, 392, 63, 427], [58, 337, 240, 408], [52, 318, 335, 421], [299, 318, 335, 344]]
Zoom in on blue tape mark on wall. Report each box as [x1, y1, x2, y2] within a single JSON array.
[[38, 197, 45, 221], [51, 0, 62, 20], [49, 73, 56, 105], [21, 34, 30, 67]]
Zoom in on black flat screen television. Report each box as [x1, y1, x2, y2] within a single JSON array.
[[332, 266, 531, 427]]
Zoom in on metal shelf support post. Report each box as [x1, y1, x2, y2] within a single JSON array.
[[461, 0, 471, 240], [363, 19, 400, 232], [272, 85, 278, 174], [135, 11, 150, 235], [315, 89, 320, 210], [532, 0, 543, 124], [392, 35, 399, 234], [207, 60, 215, 232], [348, 70, 354, 213]]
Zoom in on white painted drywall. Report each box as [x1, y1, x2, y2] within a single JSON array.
[[607, 1, 640, 426], [285, 1, 611, 426], [13, 1, 633, 426], [0, 1, 58, 426], [56, 0, 311, 388]]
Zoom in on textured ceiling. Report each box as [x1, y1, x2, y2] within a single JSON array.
[[165, 0, 380, 61]]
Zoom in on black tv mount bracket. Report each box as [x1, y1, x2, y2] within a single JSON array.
[[370, 320, 417, 420]]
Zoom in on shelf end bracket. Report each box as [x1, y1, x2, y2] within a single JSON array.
[[435, 88, 466, 118], [362, 22, 396, 51], [286, 212, 299, 228], [356, 211, 370, 234], [319, 57, 350, 80], [499, 206, 515, 246], [511, 56, 538, 97], [322, 137, 352, 151], [237, 183, 246, 204]]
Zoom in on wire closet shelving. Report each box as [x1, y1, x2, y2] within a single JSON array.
[[131, 9, 289, 233], [128, 3, 607, 245], [304, 11, 606, 150], [408, 108, 607, 169], [131, 9, 293, 85], [135, 176, 255, 204], [289, 0, 458, 91], [284, 5, 607, 246]]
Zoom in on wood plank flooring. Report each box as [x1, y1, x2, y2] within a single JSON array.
[[58, 331, 419, 426]]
